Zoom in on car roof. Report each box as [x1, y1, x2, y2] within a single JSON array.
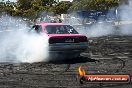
[[36, 22, 66, 26]]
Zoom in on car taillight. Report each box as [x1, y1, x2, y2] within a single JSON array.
[[49, 37, 60, 44], [79, 36, 88, 42]]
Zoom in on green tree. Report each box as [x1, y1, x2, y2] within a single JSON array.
[[31, 0, 44, 11], [17, 0, 33, 10], [41, 0, 56, 6], [70, 0, 119, 11], [54, 1, 72, 14], [1, 0, 121, 19]]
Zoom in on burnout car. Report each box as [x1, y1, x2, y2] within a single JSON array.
[[30, 22, 88, 59]]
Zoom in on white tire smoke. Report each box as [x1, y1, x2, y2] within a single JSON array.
[[0, 15, 49, 63]]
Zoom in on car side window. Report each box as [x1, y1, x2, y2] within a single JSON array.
[[30, 25, 42, 33]]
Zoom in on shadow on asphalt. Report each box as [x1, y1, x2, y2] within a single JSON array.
[[0, 56, 98, 65], [48, 56, 98, 64]]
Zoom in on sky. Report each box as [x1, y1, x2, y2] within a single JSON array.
[[0, 0, 17, 2]]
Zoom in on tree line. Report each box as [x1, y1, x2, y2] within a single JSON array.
[[0, 0, 125, 19]]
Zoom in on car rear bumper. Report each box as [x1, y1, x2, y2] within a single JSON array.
[[49, 42, 88, 52]]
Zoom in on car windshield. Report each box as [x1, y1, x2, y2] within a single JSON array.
[[45, 25, 78, 34]]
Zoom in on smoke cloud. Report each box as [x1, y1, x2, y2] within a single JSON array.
[[0, 15, 49, 63], [117, 0, 132, 35], [64, 0, 132, 38]]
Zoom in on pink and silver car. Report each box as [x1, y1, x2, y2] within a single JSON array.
[[30, 22, 88, 59]]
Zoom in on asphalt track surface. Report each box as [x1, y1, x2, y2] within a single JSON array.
[[0, 35, 132, 88]]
